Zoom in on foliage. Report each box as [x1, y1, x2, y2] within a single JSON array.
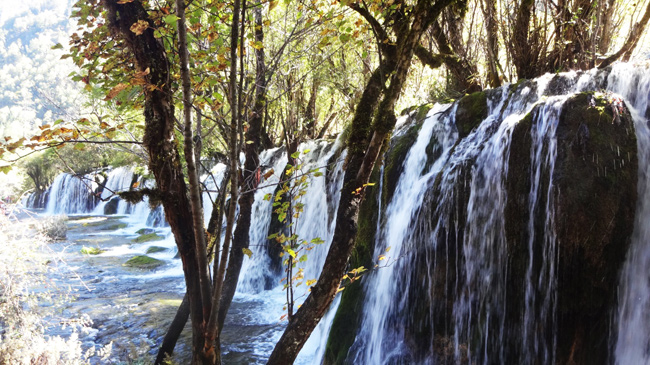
[[38, 214, 68, 241], [0, 217, 98, 364], [265, 149, 325, 319]]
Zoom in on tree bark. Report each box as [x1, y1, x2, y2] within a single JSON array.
[[176, 0, 212, 334], [203, 0, 241, 360]]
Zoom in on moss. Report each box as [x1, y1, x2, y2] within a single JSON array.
[[455, 91, 487, 138], [80, 246, 104, 255], [323, 280, 364, 365], [132, 233, 164, 243], [136, 228, 155, 235], [146, 246, 168, 254], [415, 103, 434, 123], [123, 255, 165, 269]]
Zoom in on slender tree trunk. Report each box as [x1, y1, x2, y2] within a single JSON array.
[[482, 0, 500, 87], [176, 0, 212, 348], [511, 0, 536, 78], [203, 0, 241, 360], [154, 294, 190, 365], [216, 0, 268, 332]]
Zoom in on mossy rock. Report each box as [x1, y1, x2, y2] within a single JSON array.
[[455, 91, 487, 138], [324, 158, 382, 364], [505, 92, 637, 364], [132, 233, 164, 243], [383, 121, 423, 204], [123, 255, 165, 270], [80, 246, 104, 255], [104, 223, 128, 231], [136, 228, 156, 235], [146, 246, 168, 254]]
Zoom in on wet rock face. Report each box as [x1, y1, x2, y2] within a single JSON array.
[[506, 92, 637, 364], [553, 93, 637, 364], [104, 197, 120, 215]]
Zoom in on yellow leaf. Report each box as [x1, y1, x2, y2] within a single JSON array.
[[336, 287, 345, 293], [132, 181, 141, 188], [268, 0, 278, 11], [378, 255, 386, 261], [242, 247, 253, 258]]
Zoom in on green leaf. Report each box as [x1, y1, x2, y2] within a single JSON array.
[[290, 151, 300, 159], [51, 43, 63, 50], [163, 14, 179, 25], [299, 254, 308, 263]]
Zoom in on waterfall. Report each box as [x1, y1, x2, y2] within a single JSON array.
[[92, 166, 136, 215], [349, 104, 458, 363], [337, 63, 650, 364], [609, 64, 650, 364], [45, 172, 98, 214]]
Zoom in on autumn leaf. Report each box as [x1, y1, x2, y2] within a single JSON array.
[[105, 83, 128, 101], [130, 20, 149, 36], [263, 169, 275, 180]]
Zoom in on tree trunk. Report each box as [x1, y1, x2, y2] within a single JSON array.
[[101, 0, 206, 362], [203, 0, 242, 360], [481, 0, 500, 87], [267, 2, 454, 362]]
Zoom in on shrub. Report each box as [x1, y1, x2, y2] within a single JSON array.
[[38, 215, 68, 240]]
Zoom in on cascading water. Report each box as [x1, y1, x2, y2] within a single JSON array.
[[349, 103, 458, 364], [338, 64, 649, 365], [92, 166, 137, 215], [608, 64, 650, 364], [45, 172, 98, 214]]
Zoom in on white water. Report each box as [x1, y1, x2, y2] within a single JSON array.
[[350, 104, 458, 363], [608, 63, 650, 364], [45, 172, 98, 214]]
